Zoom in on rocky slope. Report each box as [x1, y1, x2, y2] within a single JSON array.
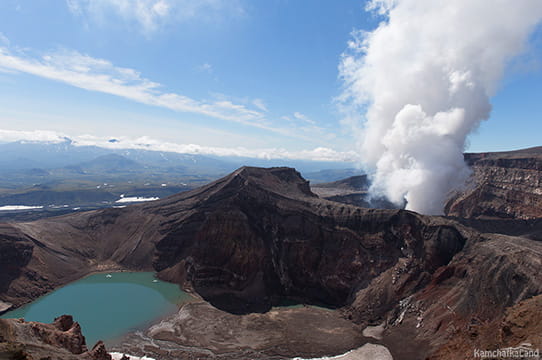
[[429, 294, 542, 360], [446, 146, 542, 219], [311, 175, 398, 209], [113, 301, 368, 360], [0, 167, 466, 314], [343, 231, 542, 359], [0, 166, 540, 359], [0, 315, 111, 360]]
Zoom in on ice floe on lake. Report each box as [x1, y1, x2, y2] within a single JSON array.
[[115, 196, 159, 203], [0, 205, 44, 211]]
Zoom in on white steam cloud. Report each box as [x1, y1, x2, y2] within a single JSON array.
[[340, 0, 542, 215]]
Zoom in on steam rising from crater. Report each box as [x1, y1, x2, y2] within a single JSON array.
[[339, 0, 542, 214]]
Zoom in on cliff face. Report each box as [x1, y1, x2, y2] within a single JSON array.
[[446, 147, 542, 219], [0, 166, 540, 359], [153, 181, 465, 313], [368, 232, 542, 356], [0, 167, 465, 314], [0, 225, 33, 296]]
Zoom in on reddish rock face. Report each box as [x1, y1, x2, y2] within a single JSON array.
[[446, 147, 542, 219], [88, 341, 113, 360], [428, 294, 542, 360], [31, 315, 87, 354], [0, 315, 111, 360]]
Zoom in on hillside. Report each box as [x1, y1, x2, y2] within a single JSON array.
[[0, 166, 540, 359], [311, 175, 399, 209]]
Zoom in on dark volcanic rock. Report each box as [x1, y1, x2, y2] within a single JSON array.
[[34, 315, 87, 354], [312, 174, 370, 191], [311, 175, 400, 209], [88, 341, 112, 360], [0, 165, 541, 359], [0, 166, 465, 314], [341, 231, 542, 359], [0, 225, 34, 294], [446, 147, 542, 219], [149, 167, 466, 313], [0, 315, 112, 360]]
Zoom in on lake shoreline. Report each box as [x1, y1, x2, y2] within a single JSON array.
[[110, 300, 386, 360], [1, 271, 194, 347]]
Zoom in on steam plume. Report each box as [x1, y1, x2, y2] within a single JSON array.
[[339, 0, 542, 214]]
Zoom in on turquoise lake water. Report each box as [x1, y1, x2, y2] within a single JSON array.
[[1, 272, 192, 347]]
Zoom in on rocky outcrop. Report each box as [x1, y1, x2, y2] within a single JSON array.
[[88, 341, 113, 360], [0, 165, 541, 359], [446, 147, 542, 219], [311, 175, 399, 209], [0, 315, 112, 360], [148, 167, 466, 313], [34, 315, 87, 354], [0, 301, 12, 315]]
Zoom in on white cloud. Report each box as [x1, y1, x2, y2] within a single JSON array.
[[0, 33, 9, 46], [152, 0, 170, 17], [293, 112, 316, 125], [75, 134, 357, 161], [0, 35, 348, 150], [252, 98, 268, 112], [66, 0, 244, 34], [0, 41, 332, 142], [197, 63, 213, 73], [365, 0, 397, 15], [0, 129, 66, 143], [0, 45, 296, 133], [0, 129, 357, 162]]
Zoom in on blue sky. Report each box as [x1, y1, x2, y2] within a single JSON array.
[[0, 0, 540, 161]]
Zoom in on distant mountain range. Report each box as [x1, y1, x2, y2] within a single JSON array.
[[0, 139, 236, 178], [0, 139, 357, 186], [0, 140, 358, 220]]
